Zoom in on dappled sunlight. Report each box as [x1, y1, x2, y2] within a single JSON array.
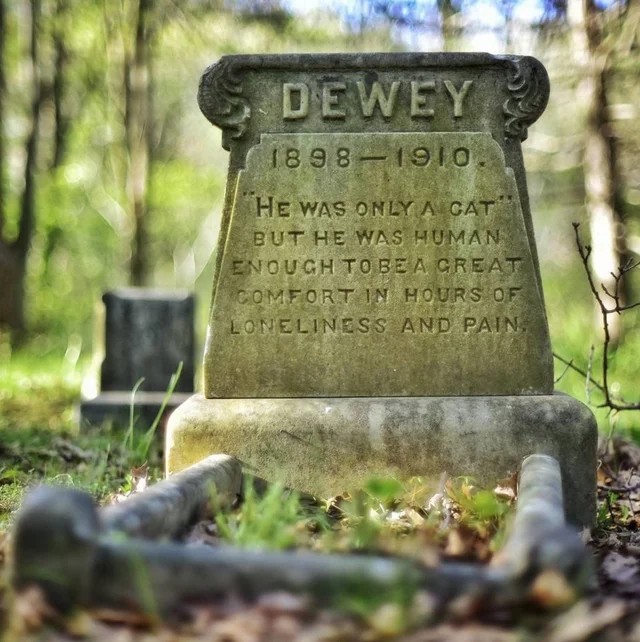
[[0, 2, 639, 640]]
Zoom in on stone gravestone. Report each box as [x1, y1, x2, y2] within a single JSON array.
[[167, 53, 597, 526], [80, 289, 195, 428]]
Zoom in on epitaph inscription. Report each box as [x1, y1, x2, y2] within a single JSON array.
[[199, 54, 553, 398]]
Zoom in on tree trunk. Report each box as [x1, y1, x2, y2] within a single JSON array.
[[0, 0, 42, 339], [569, 0, 627, 341], [0, 0, 6, 238], [51, 0, 69, 169], [0, 0, 18, 336], [438, 0, 457, 50], [0, 245, 26, 335], [583, 61, 626, 340], [126, 0, 152, 286]]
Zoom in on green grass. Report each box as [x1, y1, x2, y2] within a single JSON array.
[[213, 479, 327, 550], [1, 273, 638, 543], [0, 425, 163, 528], [0, 349, 164, 528], [0, 348, 83, 433], [206, 473, 513, 634]]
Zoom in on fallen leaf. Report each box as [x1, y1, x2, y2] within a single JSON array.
[[427, 492, 445, 512], [461, 481, 475, 501], [256, 591, 309, 617], [12, 586, 57, 632], [493, 484, 516, 503], [366, 602, 407, 637], [529, 569, 577, 609], [545, 599, 627, 642], [131, 464, 148, 493], [208, 608, 269, 641], [445, 528, 468, 557], [90, 606, 157, 627], [399, 623, 519, 641], [601, 551, 640, 591], [597, 467, 610, 485], [185, 520, 221, 547]]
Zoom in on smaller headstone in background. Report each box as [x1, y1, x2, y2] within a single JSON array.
[[80, 288, 195, 429]]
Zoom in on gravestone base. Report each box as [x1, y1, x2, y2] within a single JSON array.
[[166, 393, 597, 528], [80, 391, 193, 430]]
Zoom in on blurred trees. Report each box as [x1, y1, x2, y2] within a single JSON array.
[[125, 0, 154, 286], [0, 0, 342, 349], [0, 0, 637, 360], [331, 0, 638, 346], [568, 0, 632, 341], [0, 0, 44, 340]]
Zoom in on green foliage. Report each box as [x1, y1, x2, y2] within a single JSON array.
[[335, 574, 421, 636], [0, 345, 166, 527], [548, 265, 640, 439], [444, 477, 512, 553], [0, 348, 82, 432], [363, 476, 405, 507], [0, 0, 636, 450], [0, 424, 163, 528], [596, 492, 619, 529], [0, 0, 360, 358], [449, 484, 509, 523], [124, 362, 184, 465], [334, 490, 385, 551], [213, 478, 326, 550]]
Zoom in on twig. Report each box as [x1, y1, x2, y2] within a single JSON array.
[[597, 481, 640, 495], [553, 356, 574, 385], [571, 223, 640, 412], [552, 353, 606, 394], [586, 344, 594, 406]]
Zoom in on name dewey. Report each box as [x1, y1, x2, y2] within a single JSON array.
[[282, 79, 473, 121]]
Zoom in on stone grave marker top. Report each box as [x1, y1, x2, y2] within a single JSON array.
[[198, 53, 553, 398], [101, 289, 195, 393]]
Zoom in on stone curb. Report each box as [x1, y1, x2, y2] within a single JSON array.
[[11, 454, 591, 617]]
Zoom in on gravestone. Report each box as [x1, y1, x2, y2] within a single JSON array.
[[167, 53, 597, 526], [80, 288, 195, 428]]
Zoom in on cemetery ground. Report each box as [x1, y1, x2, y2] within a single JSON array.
[[0, 355, 639, 641]]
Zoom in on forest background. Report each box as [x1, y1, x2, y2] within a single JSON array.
[[0, 0, 638, 437]]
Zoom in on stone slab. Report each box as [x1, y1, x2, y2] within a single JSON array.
[[198, 53, 554, 398], [166, 393, 597, 528], [80, 391, 192, 430], [100, 289, 195, 393], [206, 131, 552, 397]]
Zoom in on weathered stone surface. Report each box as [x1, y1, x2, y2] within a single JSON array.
[[166, 393, 597, 528], [13, 486, 100, 613], [100, 289, 195, 393], [165, 52, 596, 527], [80, 288, 195, 428], [199, 53, 553, 397], [13, 456, 588, 616], [102, 454, 242, 539], [207, 132, 550, 397], [79, 391, 192, 430]]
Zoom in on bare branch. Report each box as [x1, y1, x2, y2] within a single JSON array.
[[616, 301, 640, 313], [598, 481, 640, 495], [601, 284, 615, 300], [552, 352, 606, 394], [563, 223, 640, 413], [553, 356, 574, 385]]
